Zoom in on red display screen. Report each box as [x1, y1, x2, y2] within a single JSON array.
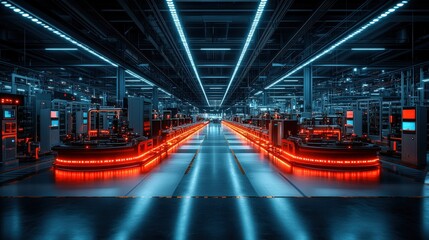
[[402, 109, 416, 120], [51, 111, 59, 118], [346, 111, 353, 119]]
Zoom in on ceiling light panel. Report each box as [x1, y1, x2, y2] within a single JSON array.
[[265, 0, 409, 89], [220, 0, 267, 106], [166, 0, 210, 106]]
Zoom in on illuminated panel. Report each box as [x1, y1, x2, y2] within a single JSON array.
[[402, 121, 416, 132], [3, 109, 15, 119], [346, 111, 353, 119], [50, 111, 59, 118], [402, 108, 416, 120]]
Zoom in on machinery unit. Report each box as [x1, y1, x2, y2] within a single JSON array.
[[401, 107, 427, 168], [345, 110, 363, 136], [127, 97, 151, 137], [0, 94, 22, 164], [74, 110, 88, 135], [40, 109, 60, 154], [269, 120, 284, 146]]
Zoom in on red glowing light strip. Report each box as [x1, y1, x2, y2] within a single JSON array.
[[55, 122, 208, 167], [223, 121, 379, 167], [278, 148, 379, 166]]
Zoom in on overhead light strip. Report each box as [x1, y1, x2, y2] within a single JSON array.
[[351, 48, 386, 51], [45, 48, 78, 51], [265, 0, 409, 90], [220, 0, 267, 106], [125, 70, 154, 86], [166, 0, 210, 106], [3, 1, 180, 102], [254, 90, 263, 96], [1, 1, 118, 67], [200, 48, 231, 51]]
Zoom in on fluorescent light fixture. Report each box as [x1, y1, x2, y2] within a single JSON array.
[[125, 70, 154, 86], [198, 64, 233, 67], [265, 0, 408, 90], [362, 67, 368, 70], [272, 63, 287, 67], [1, 1, 117, 67], [201, 76, 229, 79], [220, 0, 267, 106], [417, 87, 423, 90], [166, 0, 210, 106], [160, 88, 171, 96], [422, 79, 429, 82], [351, 48, 386, 51], [254, 90, 263, 96], [45, 48, 78, 51], [210, 87, 223, 90], [200, 48, 231, 51], [284, 79, 299, 82]]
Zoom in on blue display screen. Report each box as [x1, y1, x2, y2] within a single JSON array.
[[83, 112, 88, 118], [3, 109, 15, 119], [402, 121, 415, 132], [83, 119, 88, 125], [51, 119, 59, 127], [346, 120, 353, 126]]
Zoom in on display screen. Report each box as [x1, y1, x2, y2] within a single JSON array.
[[83, 112, 88, 118], [402, 108, 416, 120], [402, 121, 416, 132], [83, 119, 88, 125], [51, 119, 59, 127], [3, 109, 15, 119], [51, 111, 59, 118], [346, 111, 353, 119], [346, 120, 353, 126]]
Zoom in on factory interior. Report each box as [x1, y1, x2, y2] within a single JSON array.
[[1, 0, 429, 239]]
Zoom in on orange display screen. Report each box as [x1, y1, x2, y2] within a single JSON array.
[[402, 109, 416, 120], [346, 111, 353, 119]]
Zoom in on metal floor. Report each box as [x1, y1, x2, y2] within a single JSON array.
[[1, 123, 429, 239]]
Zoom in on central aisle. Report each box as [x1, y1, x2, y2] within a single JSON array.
[[172, 123, 257, 196]]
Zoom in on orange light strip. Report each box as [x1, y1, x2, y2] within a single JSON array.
[[55, 122, 208, 168], [223, 120, 379, 168]]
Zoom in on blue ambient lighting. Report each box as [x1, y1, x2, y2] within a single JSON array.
[[220, 0, 267, 106], [166, 0, 210, 106], [351, 48, 386, 51], [125, 70, 154, 87], [200, 48, 231, 51], [265, 0, 409, 89], [1, 1, 118, 67]]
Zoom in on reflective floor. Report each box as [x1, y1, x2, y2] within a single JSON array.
[[1, 123, 429, 239]]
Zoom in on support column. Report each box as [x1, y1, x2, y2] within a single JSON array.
[[152, 87, 159, 111], [262, 91, 268, 106], [303, 65, 313, 113], [420, 67, 425, 105], [116, 66, 126, 107], [401, 72, 405, 106], [11, 73, 17, 94]]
